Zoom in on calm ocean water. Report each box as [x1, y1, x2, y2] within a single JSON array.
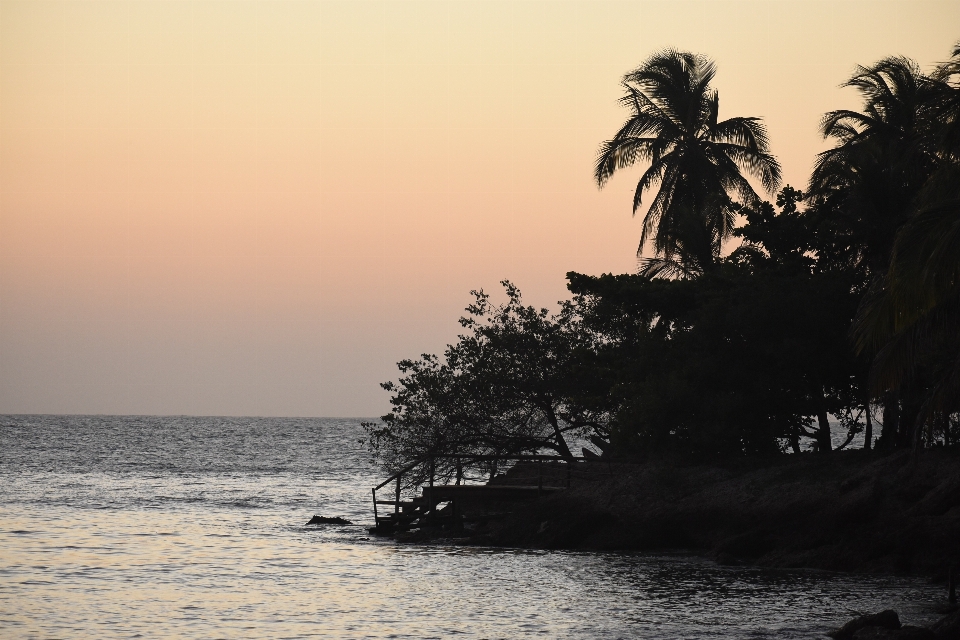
[[0, 416, 945, 639]]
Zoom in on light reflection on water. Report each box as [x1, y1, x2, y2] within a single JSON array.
[[0, 416, 945, 638]]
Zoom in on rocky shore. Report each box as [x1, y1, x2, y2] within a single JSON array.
[[828, 608, 960, 639], [459, 447, 960, 580]]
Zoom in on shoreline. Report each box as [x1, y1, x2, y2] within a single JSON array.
[[405, 447, 960, 582]]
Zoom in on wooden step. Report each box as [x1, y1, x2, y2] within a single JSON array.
[[381, 512, 424, 522]]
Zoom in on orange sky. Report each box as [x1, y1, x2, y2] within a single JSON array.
[[1, 0, 958, 416]]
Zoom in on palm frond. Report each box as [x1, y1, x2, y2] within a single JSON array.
[[710, 143, 781, 195], [637, 256, 704, 280], [631, 153, 673, 217], [599, 49, 775, 271], [819, 109, 876, 139], [641, 162, 681, 250], [709, 116, 768, 150], [888, 198, 960, 322]]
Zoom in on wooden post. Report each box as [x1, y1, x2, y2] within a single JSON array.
[[428, 458, 435, 522], [395, 473, 402, 514], [372, 487, 378, 525], [455, 457, 462, 486]]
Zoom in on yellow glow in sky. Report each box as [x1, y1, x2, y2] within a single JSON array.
[[1, 0, 957, 415]]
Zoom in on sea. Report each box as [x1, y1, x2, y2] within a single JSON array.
[[0, 415, 946, 639]]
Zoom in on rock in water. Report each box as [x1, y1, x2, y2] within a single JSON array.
[[306, 515, 352, 525], [829, 610, 901, 639]]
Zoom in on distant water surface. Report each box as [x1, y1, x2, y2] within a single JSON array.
[[0, 416, 945, 638]]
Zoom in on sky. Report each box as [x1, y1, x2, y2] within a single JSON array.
[[1, 0, 958, 417]]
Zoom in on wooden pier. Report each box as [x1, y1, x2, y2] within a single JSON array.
[[370, 454, 586, 535]]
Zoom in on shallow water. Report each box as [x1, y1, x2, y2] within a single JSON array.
[[0, 416, 946, 638]]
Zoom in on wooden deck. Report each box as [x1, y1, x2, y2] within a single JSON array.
[[370, 454, 586, 535]]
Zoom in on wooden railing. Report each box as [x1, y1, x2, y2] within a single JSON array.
[[371, 453, 588, 528]]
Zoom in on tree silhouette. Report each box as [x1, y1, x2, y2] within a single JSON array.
[[809, 57, 938, 278], [849, 47, 960, 444], [596, 50, 780, 276]]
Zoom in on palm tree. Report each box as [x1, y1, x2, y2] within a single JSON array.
[[851, 47, 960, 445], [809, 57, 939, 278], [595, 50, 781, 275], [807, 56, 943, 450]]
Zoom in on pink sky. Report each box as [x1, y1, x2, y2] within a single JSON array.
[[1, 0, 958, 416]]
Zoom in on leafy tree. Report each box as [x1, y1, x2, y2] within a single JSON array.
[[728, 187, 870, 452], [369, 43, 960, 471], [569, 271, 793, 457], [365, 282, 610, 480], [568, 188, 866, 457], [595, 50, 781, 275]]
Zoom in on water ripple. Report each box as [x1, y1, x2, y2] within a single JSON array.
[[0, 416, 946, 638]]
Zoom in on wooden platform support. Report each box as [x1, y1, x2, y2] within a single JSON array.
[[369, 454, 586, 535]]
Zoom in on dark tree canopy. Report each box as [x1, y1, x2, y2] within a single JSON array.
[[365, 282, 611, 478], [368, 42, 960, 473], [816, 49, 960, 448]]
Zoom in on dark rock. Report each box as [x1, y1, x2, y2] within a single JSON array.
[[829, 610, 901, 639], [853, 626, 935, 640], [306, 515, 352, 525], [932, 609, 960, 639]]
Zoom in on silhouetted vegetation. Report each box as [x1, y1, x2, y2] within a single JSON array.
[[365, 282, 609, 473], [366, 43, 960, 471], [595, 49, 781, 276]]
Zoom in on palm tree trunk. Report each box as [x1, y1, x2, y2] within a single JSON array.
[[813, 384, 833, 453], [898, 391, 920, 449], [815, 409, 833, 452], [876, 389, 900, 451], [788, 432, 802, 454]]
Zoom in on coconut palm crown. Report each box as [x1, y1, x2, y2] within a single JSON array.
[[595, 50, 781, 275], [809, 57, 940, 278]]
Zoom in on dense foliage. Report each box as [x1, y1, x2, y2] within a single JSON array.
[[365, 283, 610, 474], [366, 44, 960, 470]]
